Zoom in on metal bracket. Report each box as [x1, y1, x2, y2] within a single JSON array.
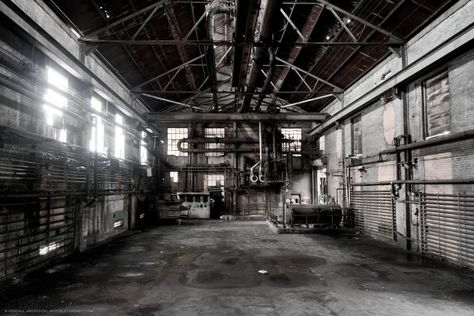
[[388, 45, 402, 58], [80, 42, 98, 58], [333, 90, 344, 102]]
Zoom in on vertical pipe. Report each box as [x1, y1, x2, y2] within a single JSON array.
[[259, 122, 262, 175], [418, 193, 423, 253]]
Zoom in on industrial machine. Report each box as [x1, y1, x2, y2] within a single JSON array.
[[289, 204, 342, 229], [177, 192, 211, 219], [157, 194, 190, 220]]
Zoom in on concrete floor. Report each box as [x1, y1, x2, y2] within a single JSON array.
[[1, 221, 474, 316]]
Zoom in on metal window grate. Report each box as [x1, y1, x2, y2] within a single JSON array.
[[420, 192, 474, 269], [350, 189, 397, 242]]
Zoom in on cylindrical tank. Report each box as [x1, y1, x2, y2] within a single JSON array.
[[289, 204, 342, 228]]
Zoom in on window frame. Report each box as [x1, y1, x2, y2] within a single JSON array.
[[206, 174, 225, 187], [422, 71, 451, 139], [351, 115, 362, 156], [44, 66, 68, 142], [114, 113, 126, 159], [167, 128, 188, 156], [89, 96, 106, 155], [204, 127, 225, 157], [140, 131, 148, 165], [281, 128, 302, 155]]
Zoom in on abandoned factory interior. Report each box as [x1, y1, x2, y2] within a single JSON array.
[[0, 0, 474, 315]]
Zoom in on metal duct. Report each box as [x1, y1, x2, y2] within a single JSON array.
[[206, 5, 232, 111], [232, 0, 261, 88], [240, 0, 283, 112]]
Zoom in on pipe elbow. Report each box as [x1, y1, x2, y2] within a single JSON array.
[[177, 138, 189, 153]]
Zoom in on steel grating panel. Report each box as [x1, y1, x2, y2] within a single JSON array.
[[0, 147, 83, 279], [350, 189, 396, 242], [420, 192, 474, 269], [0, 196, 76, 279]]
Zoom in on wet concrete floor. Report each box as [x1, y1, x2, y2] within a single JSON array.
[[1, 220, 474, 315]]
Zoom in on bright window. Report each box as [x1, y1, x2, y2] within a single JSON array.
[[205, 128, 225, 157], [207, 174, 224, 187], [424, 72, 450, 138], [167, 128, 188, 156], [170, 171, 178, 183], [140, 131, 148, 165], [282, 128, 302, 154], [44, 67, 68, 142], [114, 113, 125, 159], [89, 97, 106, 154], [319, 136, 325, 154], [351, 115, 362, 155]]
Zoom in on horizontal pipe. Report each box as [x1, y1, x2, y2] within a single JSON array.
[[146, 112, 328, 122], [381, 129, 474, 155], [351, 178, 474, 186], [178, 137, 290, 144]]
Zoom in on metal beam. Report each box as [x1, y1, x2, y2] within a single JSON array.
[[309, 23, 474, 136], [293, 68, 312, 91], [126, 0, 183, 103], [217, 46, 233, 67], [83, 1, 165, 37], [163, 68, 182, 90], [284, 0, 404, 43], [134, 89, 335, 94], [164, 3, 198, 90], [328, 7, 356, 42], [146, 112, 329, 122], [183, 6, 212, 40], [79, 38, 400, 46], [275, 57, 343, 91], [280, 94, 334, 108], [132, 4, 160, 39], [291, 0, 405, 102], [271, 4, 323, 108], [133, 53, 205, 89], [280, 8, 305, 41], [142, 93, 206, 110], [260, 69, 278, 90]]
